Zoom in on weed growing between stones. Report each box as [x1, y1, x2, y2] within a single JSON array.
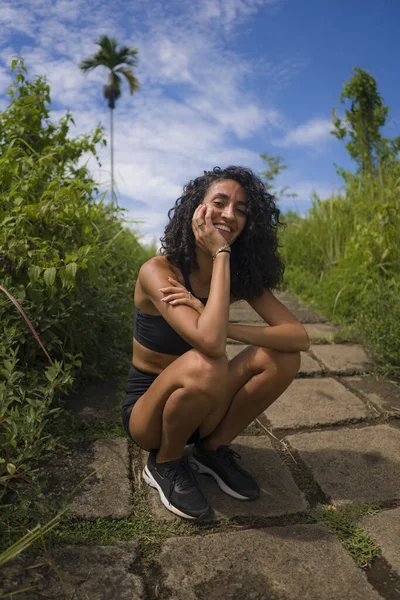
[[48, 460, 195, 562], [331, 326, 362, 345], [51, 416, 126, 444], [243, 421, 263, 435], [311, 503, 380, 567]]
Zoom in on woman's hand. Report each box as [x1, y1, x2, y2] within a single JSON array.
[[159, 277, 205, 315], [192, 204, 229, 257]]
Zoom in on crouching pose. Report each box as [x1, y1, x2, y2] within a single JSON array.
[[122, 166, 310, 520]]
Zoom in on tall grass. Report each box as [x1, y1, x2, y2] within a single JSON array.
[[281, 168, 400, 376]]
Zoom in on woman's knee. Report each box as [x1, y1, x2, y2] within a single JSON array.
[[164, 388, 219, 429], [253, 346, 301, 381], [182, 350, 229, 398]]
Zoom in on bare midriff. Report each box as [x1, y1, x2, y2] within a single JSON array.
[[130, 255, 236, 375], [132, 338, 180, 375]]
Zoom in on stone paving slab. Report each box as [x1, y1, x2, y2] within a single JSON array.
[[70, 438, 132, 518], [311, 344, 371, 374], [64, 378, 121, 424], [340, 375, 400, 416], [226, 345, 322, 376], [362, 508, 400, 577], [299, 352, 323, 376], [156, 524, 381, 600], [282, 303, 329, 324], [229, 298, 328, 324], [2, 542, 145, 600], [274, 291, 329, 324], [141, 436, 307, 521], [229, 301, 262, 322], [287, 424, 400, 504], [303, 323, 339, 342], [265, 378, 372, 430]]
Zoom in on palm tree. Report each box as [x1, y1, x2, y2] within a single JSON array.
[[80, 36, 139, 205]]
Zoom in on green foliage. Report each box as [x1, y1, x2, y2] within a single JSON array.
[[264, 70, 400, 376], [50, 414, 126, 444], [332, 67, 400, 176], [311, 503, 380, 567], [282, 166, 400, 376], [0, 59, 154, 503], [0, 503, 70, 568], [0, 341, 73, 490], [259, 152, 297, 200], [51, 511, 192, 560]]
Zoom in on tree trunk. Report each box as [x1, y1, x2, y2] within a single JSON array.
[[110, 107, 116, 206]]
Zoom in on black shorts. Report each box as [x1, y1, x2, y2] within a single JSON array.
[[122, 364, 199, 448]]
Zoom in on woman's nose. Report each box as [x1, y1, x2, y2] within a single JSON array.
[[221, 205, 234, 220]]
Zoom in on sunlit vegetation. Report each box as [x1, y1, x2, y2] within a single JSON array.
[[277, 68, 400, 377], [0, 59, 154, 545]]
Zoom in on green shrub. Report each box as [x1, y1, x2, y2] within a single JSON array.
[[0, 337, 74, 489], [0, 59, 154, 517], [281, 168, 400, 376]]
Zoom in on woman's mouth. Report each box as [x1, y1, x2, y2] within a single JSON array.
[[214, 224, 232, 234]]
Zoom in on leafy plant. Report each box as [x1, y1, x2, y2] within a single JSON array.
[[0, 57, 154, 544], [281, 68, 400, 377], [332, 67, 400, 177], [259, 152, 297, 201]]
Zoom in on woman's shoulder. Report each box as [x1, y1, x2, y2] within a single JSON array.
[[139, 255, 183, 284]]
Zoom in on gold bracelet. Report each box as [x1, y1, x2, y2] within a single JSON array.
[[212, 244, 231, 261]]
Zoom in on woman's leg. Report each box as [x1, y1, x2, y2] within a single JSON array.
[[129, 349, 229, 461], [128, 350, 228, 520], [202, 346, 300, 449], [187, 346, 300, 501]]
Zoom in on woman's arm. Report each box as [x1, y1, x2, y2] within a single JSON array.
[[140, 204, 231, 358], [227, 323, 309, 352], [227, 289, 310, 352], [196, 250, 230, 354]]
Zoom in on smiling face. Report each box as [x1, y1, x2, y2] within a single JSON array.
[[201, 179, 248, 243]]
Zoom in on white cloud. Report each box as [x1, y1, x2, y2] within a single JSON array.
[[0, 0, 304, 242], [196, 0, 282, 30], [274, 117, 333, 148], [156, 38, 192, 83], [0, 4, 35, 36]]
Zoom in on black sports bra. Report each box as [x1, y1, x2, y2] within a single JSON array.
[[133, 269, 208, 355]]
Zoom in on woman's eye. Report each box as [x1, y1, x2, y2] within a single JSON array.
[[237, 209, 246, 215], [214, 201, 224, 207]]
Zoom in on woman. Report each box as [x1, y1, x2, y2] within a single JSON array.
[[122, 166, 309, 521]]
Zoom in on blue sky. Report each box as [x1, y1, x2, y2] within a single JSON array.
[[1, 0, 399, 245]]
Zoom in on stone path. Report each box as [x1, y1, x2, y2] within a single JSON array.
[[5, 291, 400, 599]]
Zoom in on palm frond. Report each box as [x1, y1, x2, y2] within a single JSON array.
[[80, 36, 139, 108], [80, 54, 113, 72], [114, 66, 140, 94], [80, 36, 120, 70], [116, 47, 139, 68], [96, 36, 118, 56], [79, 57, 100, 72]]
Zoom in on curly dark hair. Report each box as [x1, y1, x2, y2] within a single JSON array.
[[160, 166, 285, 299]]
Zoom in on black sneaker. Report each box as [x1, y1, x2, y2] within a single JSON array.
[[143, 450, 211, 520], [188, 443, 260, 500]]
